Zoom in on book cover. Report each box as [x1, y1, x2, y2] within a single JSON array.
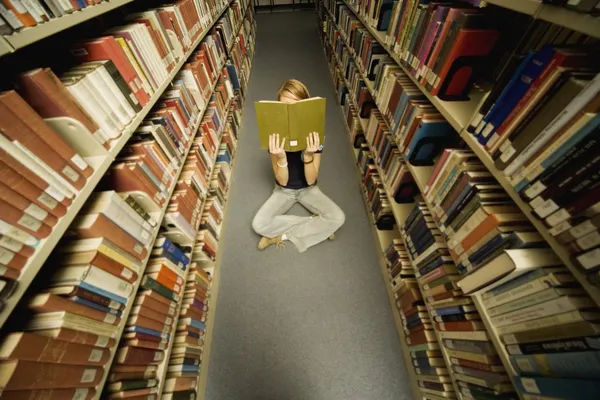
[[255, 97, 326, 151]]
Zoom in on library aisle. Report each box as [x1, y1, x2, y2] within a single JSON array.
[[206, 10, 413, 400]]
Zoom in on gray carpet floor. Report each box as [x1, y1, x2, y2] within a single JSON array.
[[205, 10, 413, 400]]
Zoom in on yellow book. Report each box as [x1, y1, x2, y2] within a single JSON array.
[[255, 97, 326, 151]]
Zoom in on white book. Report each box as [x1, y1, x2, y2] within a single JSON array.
[[131, 24, 165, 88], [59, 237, 142, 275], [87, 191, 154, 236], [50, 264, 133, 298], [497, 309, 600, 336], [136, 23, 169, 83], [27, 311, 118, 338]]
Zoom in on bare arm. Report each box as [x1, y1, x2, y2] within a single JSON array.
[[269, 134, 288, 186], [303, 131, 321, 186]]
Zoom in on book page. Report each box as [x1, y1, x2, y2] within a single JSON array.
[[255, 101, 289, 150]]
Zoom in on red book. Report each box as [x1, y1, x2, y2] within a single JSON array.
[[71, 37, 150, 106], [115, 346, 164, 365], [432, 29, 499, 97], [435, 320, 483, 332], [32, 328, 115, 348], [0, 183, 58, 227]]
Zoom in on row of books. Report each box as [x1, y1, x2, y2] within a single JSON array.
[[0, 0, 110, 34], [0, 3, 255, 398], [105, 236, 191, 400], [322, 6, 455, 166], [0, 0, 235, 298], [543, 0, 600, 14]]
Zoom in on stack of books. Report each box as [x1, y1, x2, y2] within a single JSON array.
[[357, 145, 395, 230], [401, 202, 518, 399], [105, 237, 189, 399], [0, 191, 148, 395], [162, 263, 212, 399], [477, 266, 600, 398], [0, 87, 93, 288]]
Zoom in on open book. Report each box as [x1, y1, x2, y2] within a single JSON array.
[[255, 97, 326, 151]]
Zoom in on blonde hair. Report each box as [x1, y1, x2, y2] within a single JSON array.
[[278, 79, 310, 101]]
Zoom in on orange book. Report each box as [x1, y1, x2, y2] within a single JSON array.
[[130, 304, 172, 326], [145, 261, 184, 285], [122, 338, 166, 351], [127, 315, 171, 334], [32, 328, 115, 348], [0, 360, 102, 390], [0, 246, 28, 271], [29, 293, 120, 326], [135, 293, 176, 317], [7, 388, 96, 400], [0, 332, 109, 366], [145, 270, 182, 294], [164, 377, 197, 392], [0, 263, 21, 280], [115, 346, 164, 365], [0, 0, 36, 27]]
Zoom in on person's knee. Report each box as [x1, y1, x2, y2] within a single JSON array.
[[252, 213, 267, 235], [329, 207, 345, 228]]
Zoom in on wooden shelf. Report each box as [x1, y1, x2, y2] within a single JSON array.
[[483, 0, 541, 15], [1, 0, 134, 56], [537, 3, 600, 39], [0, 1, 234, 330]]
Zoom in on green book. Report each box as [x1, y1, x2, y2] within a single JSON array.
[[255, 97, 326, 151]]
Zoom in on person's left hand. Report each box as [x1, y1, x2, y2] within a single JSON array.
[[305, 132, 320, 155]]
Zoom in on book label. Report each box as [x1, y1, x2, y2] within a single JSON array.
[[134, 243, 143, 254], [571, 220, 596, 239], [0, 235, 23, 252], [577, 249, 600, 270], [80, 368, 97, 383], [121, 268, 133, 280], [104, 313, 117, 324], [0, 220, 38, 246], [18, 214, 42, 232], [62, 165, 80, 183], [24, 203, 48, 221], [521, 378, 540, 394], [95, 336, 109, 347], [0, 247, 14, 264], [37, 192, 58, 209], [8, 0, 26, 13], [88, 349, 103, 362]]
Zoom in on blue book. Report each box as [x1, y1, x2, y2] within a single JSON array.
[[514, 113, 600, 192], [79, 282, 127, 305], [412, 357, 436, 369], [419, 255, 448, 276], [515, 376, 600, 399], [511, 351, 600, 380], [431, 305, 471, 316], [226, 64, 240, 90], [476, 45, 555, 144], [406, 121, 454, 166], [125, 325, 171, 340], [376, 0, 396, 31], [216, 150, 231, 163], [154, 237, 190, 268], [72, 296, 122, 317], [188, 318, 206, 331], [480, 267, 565, 300], [473, 51, 535, 142]]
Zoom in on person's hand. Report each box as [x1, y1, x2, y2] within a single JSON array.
[[269, 133, 286, 159], [305, 132, 320, 155]]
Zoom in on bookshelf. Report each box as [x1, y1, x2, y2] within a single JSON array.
[[0, 0, 235, 329], [330, 0, 600, 311], [0, 0, 134, 56], [319, 0, 600, 398]]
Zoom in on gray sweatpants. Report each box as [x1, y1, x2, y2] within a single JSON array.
[[252, 185, 345, 252]]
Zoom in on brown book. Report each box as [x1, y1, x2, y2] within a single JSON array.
[[0, 234, 35, 258], [72, 213, 147, 261], [0, 183, 58, 227], [105, 162, 164, 208], [0, 102, 86, 190], [134, 294, 176, 319], [0, 360, 102, 390], [108, 369, 157, 383], [122, 331, 164, 343], [48, 285, 125, 312], [122, 338, 166, 351], [29, 293, 120, 326], [127, 315, 170, 334], [0, 199, 52, 239], [0, 152, 71, 210], [179, 305, 206, 322], [17, 68, 104, 146], [110, 364, 158, 373], [137, 289, 177, 309], [32, 328, 115, 349], [0, 91, 93, 179], [0, 263, 21, 280], [0, 245, 28, 271], [164, 376, 197, 392], [130, 304, 172, 325], [115, 346, 164, 365], [0, 332, 109, 366], [7, 388, 96, 400], [60, 250, 138, 284]]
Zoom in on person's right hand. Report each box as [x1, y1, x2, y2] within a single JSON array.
[[269, 133, 286, 159]]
